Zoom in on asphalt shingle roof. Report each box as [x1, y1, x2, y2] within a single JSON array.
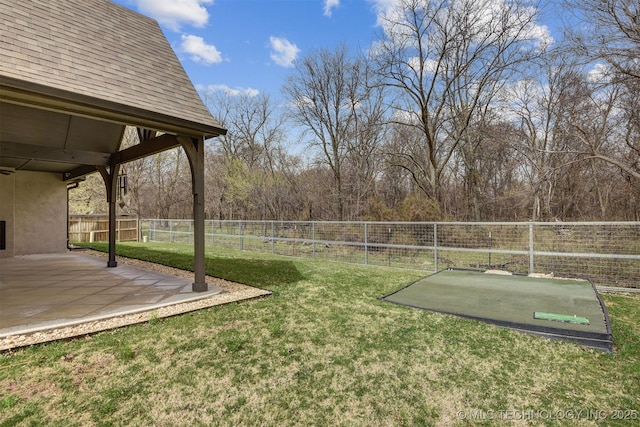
[[0, 0, 223, 136]]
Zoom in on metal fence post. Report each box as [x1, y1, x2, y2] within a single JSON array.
[[312, 221, 316, 259], [529, 222, 535, 274], [364, 222, 369, 265], [213, 220, 216, 246], [434, 223, 439, 272], [138, 219, 640, 288]]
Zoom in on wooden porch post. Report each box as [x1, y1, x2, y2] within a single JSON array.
[[179, 135, 207, 292], [97, 165, 120, 267]]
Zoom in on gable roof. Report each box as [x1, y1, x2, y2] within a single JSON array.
[[0, 0, 225, 138]]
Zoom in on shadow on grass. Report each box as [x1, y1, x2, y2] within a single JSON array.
[[204, 257, 304, 289], [79, 243, 304, 289]]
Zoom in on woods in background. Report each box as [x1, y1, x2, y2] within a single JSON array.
[[70, 0, 640, 221]]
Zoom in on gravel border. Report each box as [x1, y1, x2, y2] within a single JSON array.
[[0, 251, 272, 351]]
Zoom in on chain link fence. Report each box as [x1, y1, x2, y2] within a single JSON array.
[[142, 220, 640, 288]]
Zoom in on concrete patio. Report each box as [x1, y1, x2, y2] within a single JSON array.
[[0, 252, 270, 350]]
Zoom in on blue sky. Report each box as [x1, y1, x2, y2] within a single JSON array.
[[111, 0, 383, 100], [109, 0, 574, 115]]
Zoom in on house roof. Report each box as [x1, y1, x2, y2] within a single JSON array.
[[0, 0, 225, 176]]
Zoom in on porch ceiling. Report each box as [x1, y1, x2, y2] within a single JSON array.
[[0, 101, 125, 174]]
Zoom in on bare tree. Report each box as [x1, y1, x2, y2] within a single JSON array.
[[283, 44, 386, 220], [343, 75, 388, 219], [566, 0, 640, 80], [564, 0, 640, 181], [203, 91, 285, 169], [618, 77, 640, 184], [373, 0, 549, 210], [503, 51, 584, 220], [202, 90, 296, 219], [145, 147, 191, 218]]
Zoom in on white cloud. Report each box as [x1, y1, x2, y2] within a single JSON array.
[[181, 34, 222, 64], [324, 0, 340, 17], [370, 0, 402, 28], [525, 22, 553, 51], [204, 84, 260, 97], [369, 0, 396, 16], [136, 0, 212, 31], [588, 63, 612, 83], [494, 78, 544, 123], [269, 36, 300, 68], [371, 0, 552, 50], [290, 94, 315, 109], [407, 56, 439, 75], [390, 108, 420, 125]]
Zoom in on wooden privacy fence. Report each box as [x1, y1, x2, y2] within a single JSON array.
[[69, 215, 139, 242]]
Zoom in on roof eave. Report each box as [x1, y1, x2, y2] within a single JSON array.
[[0, 76, 227, 139]]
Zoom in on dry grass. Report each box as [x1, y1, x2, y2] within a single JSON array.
[[1, 243, 639, 426]]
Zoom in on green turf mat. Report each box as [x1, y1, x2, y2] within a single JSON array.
[[382, 269, 606, 333], [381, 269, 612, 351], [534, 312, 590, 325]]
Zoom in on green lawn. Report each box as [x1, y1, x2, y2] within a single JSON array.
[[1, 242, 639, 426]]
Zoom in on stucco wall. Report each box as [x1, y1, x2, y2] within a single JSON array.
[[0, 172, 15, 258], [11, 172, 67, 255]]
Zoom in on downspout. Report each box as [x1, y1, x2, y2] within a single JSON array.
[[66, 180, 84, 250]]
